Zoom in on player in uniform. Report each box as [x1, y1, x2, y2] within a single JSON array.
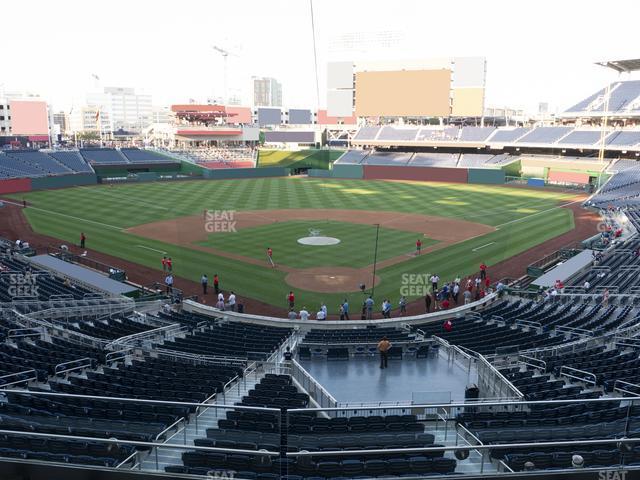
[[266, 247, 274, 267]]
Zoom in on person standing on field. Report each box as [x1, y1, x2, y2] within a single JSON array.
[[399, 296, 407, 316], [162, 256, 167, 272], [213, 274, 219, 295], [416, 238, 422, 255], [201, 274, 208, 295], [80, 232, 86, 249], [167, 257, 173, 272], [287, 291, 295, 309], [342, 299, 350, 320], [480, 262, 487, 280]]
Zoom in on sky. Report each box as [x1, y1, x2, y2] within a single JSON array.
[[3, 0, 640, 114]]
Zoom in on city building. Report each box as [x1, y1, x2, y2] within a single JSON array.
[[252, 76, 282, 107]]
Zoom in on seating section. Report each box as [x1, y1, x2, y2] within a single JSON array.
[[416, 127, 458, 142], [3, 150, 73, 176], [80, 148, 129, 165], [361, 151, 413, 165], [352, 126, 380, 141], [568, 237, 640, 293], [67, 316, 158, 340], [334, 149, 369, 164], [0, 255, 94, 303], [377, 126, 418, 141], [49, 151, 94, 173], [516, 127, 573, 144], [409, 153, 459, 167], [487, 127, 531, 143], [557, 130, 603, 146], [458, 127, 496, 142], [566, 80, 640, 115], [120, 148, 176, 163], [302, 326, 412, 344], [173, 146, 255, 168], [159, 317, 292, 359], [167, 374, 456, 477], [606, 131, 640, 147]]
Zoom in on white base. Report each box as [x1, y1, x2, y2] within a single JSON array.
[[297, 236, 341, 246]]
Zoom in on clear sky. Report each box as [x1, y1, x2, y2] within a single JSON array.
[[3, 0, 640, 114]]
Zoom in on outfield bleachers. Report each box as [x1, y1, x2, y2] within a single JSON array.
[[48, 151, 94, 173], [409, 153, 459, 167], [361, 151, 413, 166], [120, 148, 175, 163], [516, 127, 573, 144], [79, 148, 130, 165], [459, 127, 496, 142]]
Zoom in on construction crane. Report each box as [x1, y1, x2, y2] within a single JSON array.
[[212, 45, 238, 104]]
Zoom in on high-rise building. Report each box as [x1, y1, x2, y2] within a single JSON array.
[[72, 86, 152, 134], [52, 111, 68, 134], [252, 77, 282, 107]]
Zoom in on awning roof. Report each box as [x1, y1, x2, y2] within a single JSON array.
[[596, 59, 640, 73]]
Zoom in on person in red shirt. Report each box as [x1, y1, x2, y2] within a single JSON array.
[[443, 319, 452, 332], [485, 276, 490, 289], [161, 256, 167, 272], [416, 239, 422, 255], [441, 299, 450, 310], [80, 232, 86, 249], [213, 274, 220, 295], [266, 247, 274, 267], [479, 262, 487, 280], [287, 291, 295, 309], [166, 257, 172, 272]]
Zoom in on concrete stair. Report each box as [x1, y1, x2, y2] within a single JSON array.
[[137, 372, 263, 472]]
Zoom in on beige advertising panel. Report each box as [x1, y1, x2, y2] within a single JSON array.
[[451, 88, 485, 117], [355, 69, 451, 117]]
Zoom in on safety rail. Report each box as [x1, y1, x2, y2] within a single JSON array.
[[0, 369, 37, 388], [614, 380, 640, 397], [559, 365, 598, 386], [555, 325, 594, 338], [54, 357, 93, 376], [7, 327, 43, 339], [517, 354, 547, 371], [105, 347, 136, 364], [476, 352, 524, 400], [104, 322, 187, 350], [615, 336, 640, 349], [291, 358, 337, 410], [153, 348, 248, 367], [514, 319, 542, 332]]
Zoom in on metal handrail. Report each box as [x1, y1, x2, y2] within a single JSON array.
[[105, 347, 136, 363], [0, 429, 279, 456], [291, 358, 337, 409], [0, 388, 280, 412], [614, 379, 640, 396], [53, 357, 92, 376], [0, 369, 37, 388], [105, 322, 186, 349], [518, 354, 547, 371], [7, 327, 43, 339], [153, 348, 248, 366], [476, 352, 524, 399], [559, 365, 598, 386], [154, 416, 186, 441]]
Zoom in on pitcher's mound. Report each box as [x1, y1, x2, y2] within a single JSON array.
[[297, 236, 341, 246], [286, 267, 380, 293]]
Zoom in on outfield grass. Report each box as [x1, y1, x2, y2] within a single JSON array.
[[197, 220, 437, 269], [12, 178, 576, 311]]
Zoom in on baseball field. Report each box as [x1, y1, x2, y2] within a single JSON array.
[[10, 177, 579, 313]]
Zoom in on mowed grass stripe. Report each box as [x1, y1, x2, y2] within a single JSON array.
[[15, 178, 577, 311]]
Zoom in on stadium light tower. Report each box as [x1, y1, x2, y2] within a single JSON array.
[[212, 45, 238, 104]]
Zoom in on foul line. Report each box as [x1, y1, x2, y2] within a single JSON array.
[[472, 242, 495, 252], [137, 245, 167, 254], [2, 200, 123, 231], [495, 199, 583, 230]]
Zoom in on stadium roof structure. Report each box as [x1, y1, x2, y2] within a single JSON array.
[[596, 58, 640, 73]]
